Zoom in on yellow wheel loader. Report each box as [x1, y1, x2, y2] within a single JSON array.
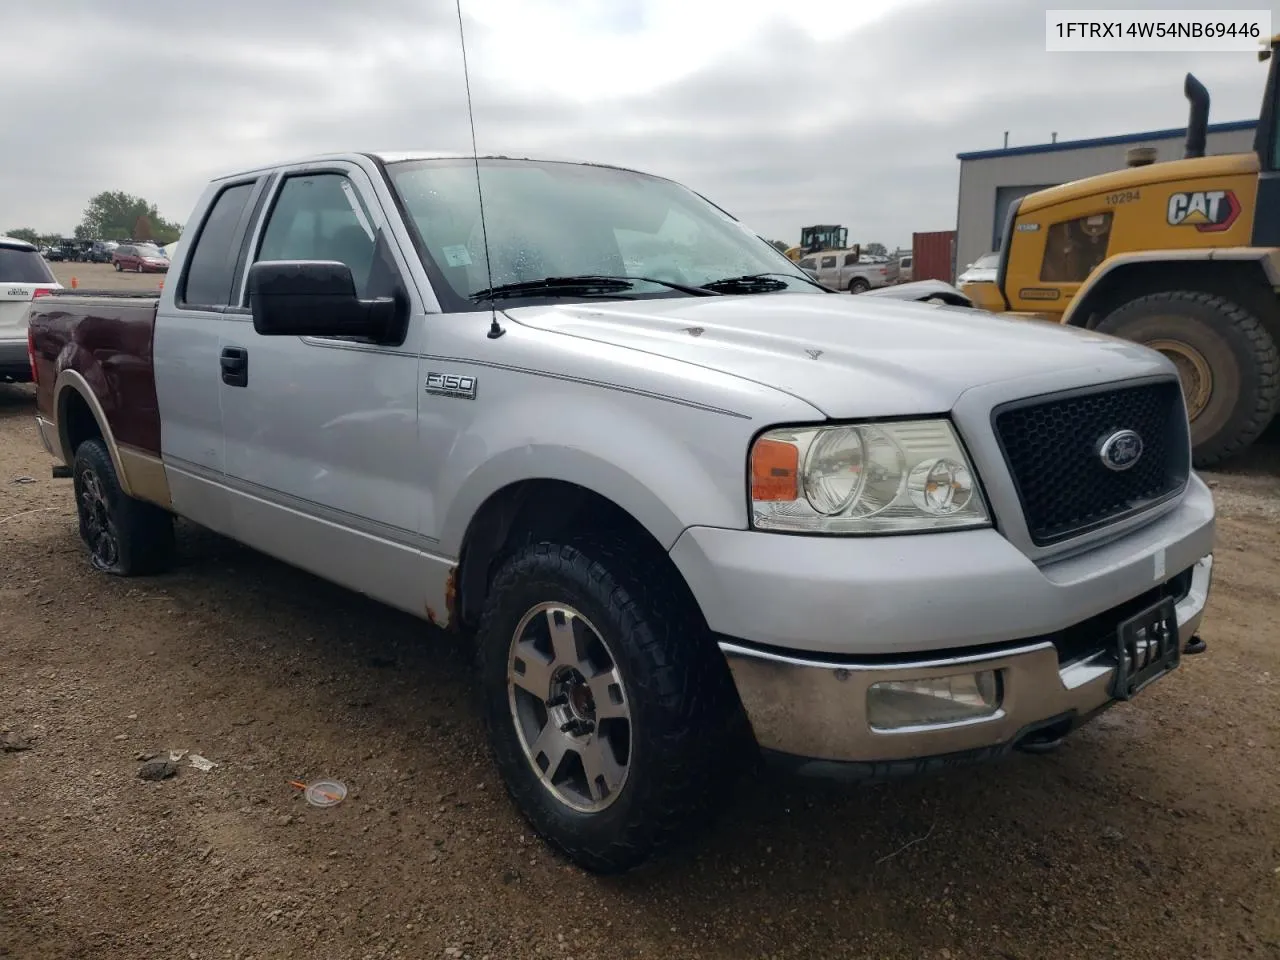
[[963, 36, 1280, 467], [784, 225, 849, 261]]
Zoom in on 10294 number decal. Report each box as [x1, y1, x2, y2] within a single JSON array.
[[1106, 190, 1140, 205]]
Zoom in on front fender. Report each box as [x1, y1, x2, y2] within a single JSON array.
[[435, 389, 756, 556]]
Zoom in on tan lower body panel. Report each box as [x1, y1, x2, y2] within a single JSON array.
[[117, 444, 172, 510]]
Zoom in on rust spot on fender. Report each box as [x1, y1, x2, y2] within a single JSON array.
[[426, 567, 459, 629], [444, 565, 459, 627]]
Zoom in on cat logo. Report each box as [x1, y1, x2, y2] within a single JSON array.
[[1166, 189, 1241, 232]]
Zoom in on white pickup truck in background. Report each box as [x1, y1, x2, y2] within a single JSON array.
[[29, 151, 1215, 875], [798, 248, 899, 292]]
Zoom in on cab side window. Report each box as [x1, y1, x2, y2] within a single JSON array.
[[820, 255, 837, 269], [843, 253, 858, 267], [255, 174, 378, 298], [799, 258, 816, 270]]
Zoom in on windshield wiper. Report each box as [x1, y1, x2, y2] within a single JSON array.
[[469, 274, 715, 300], [699, 272, 805, 294]]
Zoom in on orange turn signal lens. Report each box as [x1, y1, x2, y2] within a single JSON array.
[[751, 437, 799, 501]]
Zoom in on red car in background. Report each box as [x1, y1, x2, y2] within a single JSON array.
[[112, 243, 169, 273]]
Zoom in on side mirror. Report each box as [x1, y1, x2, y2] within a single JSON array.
[[247, 260, 398, 341]]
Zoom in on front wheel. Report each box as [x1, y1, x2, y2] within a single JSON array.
[[1095, 291, 1280, 467], [477, 537, 747, 874], [72, 438, 175, 576], [113, 261, 122, 272]]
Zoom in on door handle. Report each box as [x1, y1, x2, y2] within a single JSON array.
[[220, 346, 248, 387]]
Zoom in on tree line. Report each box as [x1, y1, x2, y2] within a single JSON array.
[[7, 191, 182, 248]]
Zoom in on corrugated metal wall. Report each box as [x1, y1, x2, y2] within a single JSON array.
[[912, 230, 956, 283]]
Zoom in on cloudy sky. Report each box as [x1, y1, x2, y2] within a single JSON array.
[[1, 0, 1270, 249]]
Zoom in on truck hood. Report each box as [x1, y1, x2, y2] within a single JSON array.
[[503, 293, 1167, 418]]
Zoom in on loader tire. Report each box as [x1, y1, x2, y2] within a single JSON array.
[[1095, 290, 1280, 468]]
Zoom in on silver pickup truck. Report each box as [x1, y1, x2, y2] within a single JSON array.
[[798, 249, 899, 292], [29, 152, 1215, 874]]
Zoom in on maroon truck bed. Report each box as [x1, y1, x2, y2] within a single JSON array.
[[29, 290, 163, 458]]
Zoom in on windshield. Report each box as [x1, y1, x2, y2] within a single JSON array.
[[386, 158, 819, 303], [0, 246, 56, 284], [137, 245, 165, 258], [972, 253, 998, 269]]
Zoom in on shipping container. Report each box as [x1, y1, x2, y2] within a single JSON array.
[[911, 230, 957, 284]]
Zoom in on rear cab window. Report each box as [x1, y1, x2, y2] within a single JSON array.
[[0, 244, 56, 284], [178, 179, 266, 310]]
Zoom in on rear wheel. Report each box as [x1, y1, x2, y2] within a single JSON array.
[[113, 261, 122, 272], [72, 438, 175, 576], [849, 277, 870, 294], [476, 536, 747, 874], [1095, 290, 1280, 467]]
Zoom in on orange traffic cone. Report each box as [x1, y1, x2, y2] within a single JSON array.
[[158, 278, 164, 290], [70, 276, 78, 289]]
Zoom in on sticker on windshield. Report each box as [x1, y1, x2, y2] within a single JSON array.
[[442, 244, 473, 267], [339, 179, 375, 241]]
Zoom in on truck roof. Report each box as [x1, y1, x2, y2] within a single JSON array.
[[211, 151, 654, 183]]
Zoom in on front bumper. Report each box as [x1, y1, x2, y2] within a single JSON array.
[[669, 472, 1216, 771], [721, 553, 1212, 770]]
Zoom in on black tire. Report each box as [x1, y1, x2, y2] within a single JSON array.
[[1095, 291, 1280, 468], [114, 261, 122, 272], [476, 536, 748, 874], [72, 438, 175, 576], [849, 277, 870, 294]]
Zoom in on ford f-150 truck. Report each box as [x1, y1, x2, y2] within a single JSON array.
[[27, 152, 1215, 874]]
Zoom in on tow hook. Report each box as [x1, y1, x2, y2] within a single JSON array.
[[1014, 716, 1073, 754], [1183, 635, 1207, 655]]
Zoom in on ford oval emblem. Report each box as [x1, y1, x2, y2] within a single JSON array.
[[1098, 429, 1144, 472]]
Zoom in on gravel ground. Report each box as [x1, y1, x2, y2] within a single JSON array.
[[1, 380, 1278, 960]]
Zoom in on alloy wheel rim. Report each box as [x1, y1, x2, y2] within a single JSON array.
[[506, 602, 633, 813], [78, 467, 119, 570]]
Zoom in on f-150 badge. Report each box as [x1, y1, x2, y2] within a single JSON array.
[[425, 372, 477, 399], [1166, 190, 1240, 232]]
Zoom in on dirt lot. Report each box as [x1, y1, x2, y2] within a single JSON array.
[[47, 261, 167, 292], [1, 377, 1278, 960]]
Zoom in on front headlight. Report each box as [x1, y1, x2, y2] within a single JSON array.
[[749, 419, 990, 534]]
